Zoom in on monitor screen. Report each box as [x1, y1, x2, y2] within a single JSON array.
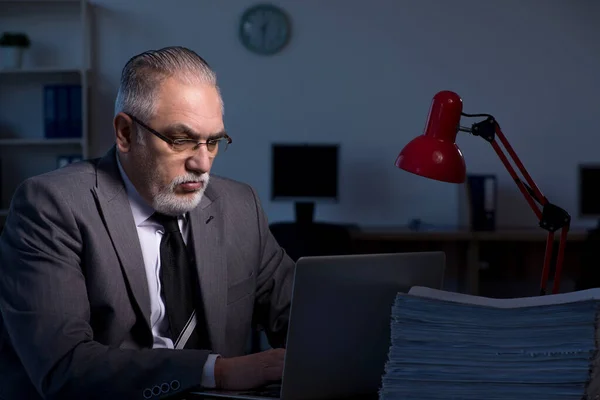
[[579, 164, 600, 216], [271, 144, 339, 200]]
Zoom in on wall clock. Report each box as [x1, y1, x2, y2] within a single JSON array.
[[239, 4, 291, 55]]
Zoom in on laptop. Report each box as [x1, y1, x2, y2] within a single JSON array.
[[191, 251, 445, 400]]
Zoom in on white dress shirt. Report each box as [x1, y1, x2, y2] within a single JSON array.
[[116, 155, 218, 388]]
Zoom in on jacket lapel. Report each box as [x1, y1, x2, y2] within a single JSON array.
[[189, 188, 227, 353], [92, 147, 152, 332]]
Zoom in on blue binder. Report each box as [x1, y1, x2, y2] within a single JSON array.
[[68, 85, 82, 138], [43, 85, 58, 138], [43, 84, 82, 139]]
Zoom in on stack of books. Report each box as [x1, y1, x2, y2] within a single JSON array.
[[379, 287, 600, 400]]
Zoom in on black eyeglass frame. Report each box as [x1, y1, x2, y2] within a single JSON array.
[[125, 113, 232, 152]]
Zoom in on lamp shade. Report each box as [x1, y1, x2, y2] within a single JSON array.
[[395, 91, 467, 184]]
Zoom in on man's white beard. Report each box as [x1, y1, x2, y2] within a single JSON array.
[[152, 173, 210, 216]]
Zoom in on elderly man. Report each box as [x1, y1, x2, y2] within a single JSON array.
[[0, 46, 294, 400]]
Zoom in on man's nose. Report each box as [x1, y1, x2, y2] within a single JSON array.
[[186, 146, 213, 173]]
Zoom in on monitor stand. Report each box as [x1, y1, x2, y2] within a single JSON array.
[[295, 202, 315, 225]]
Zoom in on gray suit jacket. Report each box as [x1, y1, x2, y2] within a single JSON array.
[[0, 147, 295, 400]]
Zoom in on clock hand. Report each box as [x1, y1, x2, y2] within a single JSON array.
[[261, 22, 268, 46]]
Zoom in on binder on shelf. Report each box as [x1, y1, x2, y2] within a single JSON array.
[[69, 85, 82, 140], [43, 85, 57, 138], [458, 174, 497, 231], [56, 85, 69, 137], [43, 84, 82, 139]]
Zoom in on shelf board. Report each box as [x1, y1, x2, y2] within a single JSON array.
[[0, 138, 82, 145], [0, 67, 82, 75], [0, 0, 80, 3]]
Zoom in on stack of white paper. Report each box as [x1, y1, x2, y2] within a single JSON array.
[[379, 287, 600, 400]]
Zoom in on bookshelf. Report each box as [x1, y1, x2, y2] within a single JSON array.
[[0, 0, 90, 222], [0, 1, 80, 3], [0, 138, 83, 145], [0, 67, 82, 74]]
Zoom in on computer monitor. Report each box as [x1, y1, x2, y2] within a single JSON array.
[[578, 164, 600, 226], [271, 144, 339, 224]]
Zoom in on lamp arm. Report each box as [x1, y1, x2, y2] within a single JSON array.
[[465, 115, 571, 295]]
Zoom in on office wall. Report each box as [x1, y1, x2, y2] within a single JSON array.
[[89, 0, 600, 229]]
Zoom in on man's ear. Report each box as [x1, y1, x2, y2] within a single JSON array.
[[114, 112, 134, 153]]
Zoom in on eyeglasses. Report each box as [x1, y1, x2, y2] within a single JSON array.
[[126, 113, 232, 153]]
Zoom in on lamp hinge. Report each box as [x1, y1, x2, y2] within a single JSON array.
[[471, 117, 496, 143], [540, 203, 571, 233]]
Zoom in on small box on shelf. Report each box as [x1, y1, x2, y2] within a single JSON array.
[[56, 153, 81, 169], [0, 32, 30, 70], [44, 84, 82, 139]]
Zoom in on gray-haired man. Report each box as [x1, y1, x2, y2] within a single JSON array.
[[0, 46, 294, 400]]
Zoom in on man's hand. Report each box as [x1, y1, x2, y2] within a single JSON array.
[[214, 348, 285, 390]]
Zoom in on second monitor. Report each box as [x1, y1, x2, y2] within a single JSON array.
[[271, 143, 339, 224]]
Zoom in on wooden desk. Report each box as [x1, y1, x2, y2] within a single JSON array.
[[351, 227, 589, 295]]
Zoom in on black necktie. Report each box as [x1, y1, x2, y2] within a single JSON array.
[[153, 212, 210, 349]]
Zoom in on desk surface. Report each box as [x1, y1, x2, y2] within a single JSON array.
[[353, 226, 590, 242]]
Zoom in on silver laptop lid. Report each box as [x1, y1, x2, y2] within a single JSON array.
[[280, 251, 445, 400]]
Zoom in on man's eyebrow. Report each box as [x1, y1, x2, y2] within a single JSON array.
[[163, 123, 227, 140], [163, 123, 198, 137], [207, 130, 228, 140]]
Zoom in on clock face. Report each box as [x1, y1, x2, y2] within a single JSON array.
[[239, 4, 291, 55]]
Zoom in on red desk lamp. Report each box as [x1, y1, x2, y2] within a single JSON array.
[[395, 90, 571, 295]]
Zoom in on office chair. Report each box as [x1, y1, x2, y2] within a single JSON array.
[[269, 221, 355, 262]]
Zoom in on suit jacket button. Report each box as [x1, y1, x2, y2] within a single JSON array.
[[143, 388, 152, 399], [152, 385, 161, 396], [161, 382, 170, 393], [170, 380, 181, 391]]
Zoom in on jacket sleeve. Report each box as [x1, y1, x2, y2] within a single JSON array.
[[0, 178, 209, 400], [248, 186, 295, 348]]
